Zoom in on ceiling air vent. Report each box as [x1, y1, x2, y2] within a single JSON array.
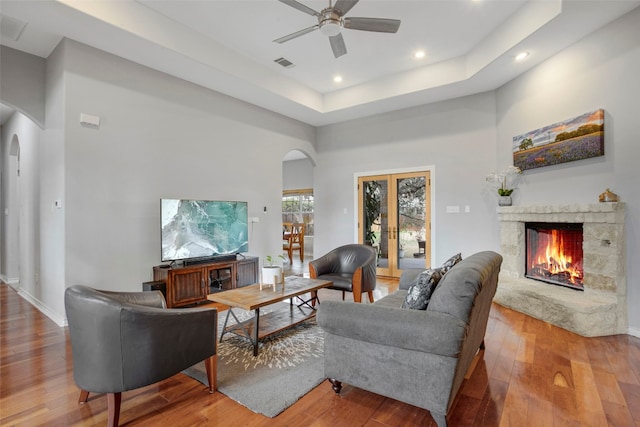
[[0, 14, 27, 41], [274, 57, 295, 69]]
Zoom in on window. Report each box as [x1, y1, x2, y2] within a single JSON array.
[[282, 189, 314, 236]]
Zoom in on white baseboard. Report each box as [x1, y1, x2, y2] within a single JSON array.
[[1, 275, 20, 287], [628, 326, 640, 338], [17, 288, 67, 327]]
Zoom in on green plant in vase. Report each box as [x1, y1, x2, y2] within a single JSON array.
[[262, 254, 285, 289], [265, 254, 285, 267], [486, 166, 522, 206]]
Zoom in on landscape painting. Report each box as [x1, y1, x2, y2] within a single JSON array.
[[512, 109, 604, 171]]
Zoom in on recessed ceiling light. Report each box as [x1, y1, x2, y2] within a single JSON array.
[[333, 75, 343, 83], [515, 51, 530, 61], [414, 50, 426, 59]]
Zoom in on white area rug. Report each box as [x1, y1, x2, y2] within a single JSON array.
[[183, 308, 324, 417]]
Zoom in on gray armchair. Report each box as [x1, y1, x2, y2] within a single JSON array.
[[309, 244, 377, 303], [64, 285, 217, 427]]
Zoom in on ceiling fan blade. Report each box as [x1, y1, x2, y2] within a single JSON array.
[[273, 25, 319, 43], [333, 0, 359, 16], [278, 0, 319, 17], [344, 17, 401, 33], [329, 33, 347, 58]]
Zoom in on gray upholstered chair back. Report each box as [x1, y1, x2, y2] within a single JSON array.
[[324, 244, 376, 274], [65, 285, 217, 426], [309, 244, 377, 302], [65, 285, 216, 393]]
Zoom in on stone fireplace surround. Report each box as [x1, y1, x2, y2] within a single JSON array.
[[494, 203, 626, 337]]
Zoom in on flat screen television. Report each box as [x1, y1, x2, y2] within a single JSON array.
[[161, 199, 248, 262]]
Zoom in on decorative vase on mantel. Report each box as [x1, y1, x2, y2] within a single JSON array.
[[498, 195, 512, 206]]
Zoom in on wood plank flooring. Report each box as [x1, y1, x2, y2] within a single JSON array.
[[1, 281, 639, 426]]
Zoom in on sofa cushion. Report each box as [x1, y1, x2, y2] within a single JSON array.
[[315, 272, 356, 291], [401, 268, 443, 310], [374, 290, 408, 308], [427, 252, 493, 322]]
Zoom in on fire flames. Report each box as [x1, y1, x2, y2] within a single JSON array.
[[528, 228, 583, 287]]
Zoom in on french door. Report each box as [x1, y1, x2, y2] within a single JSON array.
[[358, 171, 431, 278]]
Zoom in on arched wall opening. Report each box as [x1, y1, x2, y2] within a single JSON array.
[[282, 149, 314, 275], [3, 135, 21, 287]]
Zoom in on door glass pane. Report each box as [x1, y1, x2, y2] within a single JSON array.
[[397, 176, 426, 270], [363, 179, 388, 269]]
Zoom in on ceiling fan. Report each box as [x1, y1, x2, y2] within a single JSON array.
[[273, 0, 401, 58]]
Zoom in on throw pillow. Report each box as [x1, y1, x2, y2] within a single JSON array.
[[440, 253, 462, 274], [402, 268, 443, 310]]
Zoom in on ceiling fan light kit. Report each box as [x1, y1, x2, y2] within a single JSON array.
[[319, 10, 343, 36], [275, 0, 400, 58]]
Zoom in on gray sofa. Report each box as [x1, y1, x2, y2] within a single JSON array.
[[317, 251, 502, 427]]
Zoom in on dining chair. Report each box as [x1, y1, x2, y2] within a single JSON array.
[[283, 222, 305, 263]]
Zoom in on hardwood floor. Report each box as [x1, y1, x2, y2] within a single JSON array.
[[1, 281, 639, 426]]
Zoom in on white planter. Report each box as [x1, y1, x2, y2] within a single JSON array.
[[498, 196, 512, 206], [261, 266, 283, 288]]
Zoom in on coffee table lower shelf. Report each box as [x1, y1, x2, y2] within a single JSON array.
[[220, 300, 316, 354], [220, 303, 316, 344]]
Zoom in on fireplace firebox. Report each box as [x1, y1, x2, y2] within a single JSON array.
[[525, 222, 584, 290]]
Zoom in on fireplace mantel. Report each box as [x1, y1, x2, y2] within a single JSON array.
[[494, 203, 626, 336], [497, 203, 625, 223]]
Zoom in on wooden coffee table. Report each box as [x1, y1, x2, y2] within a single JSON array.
[[207, 276, 332, 356]]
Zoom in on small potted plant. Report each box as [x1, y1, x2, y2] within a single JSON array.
[[398, 230, 410, 258], [261, 254, 285, 289], [486, 166, 522, 206]]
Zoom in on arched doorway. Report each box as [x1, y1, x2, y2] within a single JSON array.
[[4, 135, 21, 287], [282, 150, 314, 276]]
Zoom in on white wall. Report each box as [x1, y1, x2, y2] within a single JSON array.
[[495, 7, 640, 335], [34, 40, 68, 323], [0, 46, 45, 296], [1, 39, 317, 324], [283, 158, 314, 191], [0, 46, 45, 127], [1, 112, 41, 290], [54, 40, 315, 323], [315, 92, 499, 264]]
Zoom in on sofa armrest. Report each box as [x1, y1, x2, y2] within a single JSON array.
[[317, 301, 466, 357]]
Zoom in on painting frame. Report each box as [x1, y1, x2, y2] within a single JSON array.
[[512, 109, 604, 171]]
